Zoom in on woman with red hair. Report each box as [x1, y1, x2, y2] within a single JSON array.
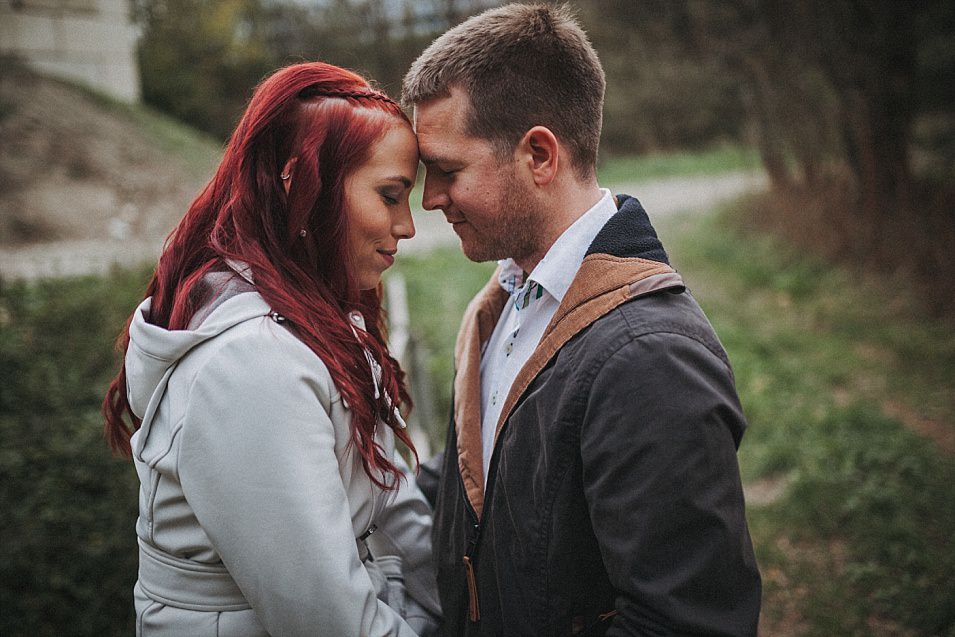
[[103, 62, 440, 635]]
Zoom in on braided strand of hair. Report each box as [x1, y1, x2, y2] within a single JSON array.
[[298, 85, 398, 106]]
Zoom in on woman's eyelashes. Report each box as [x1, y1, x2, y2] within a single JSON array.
[[379, 189, 400, 205], [379, 185, 412, 206]]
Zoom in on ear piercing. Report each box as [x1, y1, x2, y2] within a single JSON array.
[[280, 173, 291, 180]]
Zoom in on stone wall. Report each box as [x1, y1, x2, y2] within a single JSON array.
[[0, 0, 139, 103]]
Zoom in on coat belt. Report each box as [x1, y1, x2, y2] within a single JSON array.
[[137, 538, 252, 612]]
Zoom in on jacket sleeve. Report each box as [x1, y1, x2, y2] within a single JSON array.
[[366, 452, 443, 632], [579, 331, 761, 636], [177, 325, 417, 637]]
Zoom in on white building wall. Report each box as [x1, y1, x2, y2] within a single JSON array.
[[0, 0, 140, 103]]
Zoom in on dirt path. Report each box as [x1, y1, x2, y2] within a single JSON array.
[[0, 171, 766, 280], [400, 171, 766, 254]]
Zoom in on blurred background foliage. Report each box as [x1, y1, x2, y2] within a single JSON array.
[[2, 0, 955, 635], [135, 0, 955, 310], [0, 269, 151, 635]]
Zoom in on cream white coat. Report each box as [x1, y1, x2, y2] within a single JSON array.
[[125, 284, 440, 636]]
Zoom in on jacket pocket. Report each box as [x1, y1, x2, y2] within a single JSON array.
[[374, 554, 406, 616]]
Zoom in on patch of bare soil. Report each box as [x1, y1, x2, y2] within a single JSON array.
[[882, 400, 955, 455], [0, 64, 212, 276], [744, 474, 792, 507]]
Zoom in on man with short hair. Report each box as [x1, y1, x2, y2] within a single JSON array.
[[403, 4, 761, 635]]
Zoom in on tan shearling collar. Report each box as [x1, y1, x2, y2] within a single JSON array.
[[452, 254, 684, 518]]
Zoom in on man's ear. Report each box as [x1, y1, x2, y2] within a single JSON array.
[[518, 126, 559, 187]]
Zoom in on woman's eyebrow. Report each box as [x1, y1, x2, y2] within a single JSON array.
[[382, 176, 414, 188]]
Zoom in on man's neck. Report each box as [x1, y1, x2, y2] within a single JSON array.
[[514, 182, 604, 274]]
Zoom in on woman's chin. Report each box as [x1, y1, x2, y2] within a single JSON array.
[[357, 272, 384, 291]]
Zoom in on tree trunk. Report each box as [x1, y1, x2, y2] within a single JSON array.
[[742, 58, 794, 190]]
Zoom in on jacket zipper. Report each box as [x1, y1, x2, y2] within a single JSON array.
[[461, 476, 482, 622], [460, 430, 509, 624]]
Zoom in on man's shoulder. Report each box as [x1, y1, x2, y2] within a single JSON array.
[[572, 288, 730, 369]]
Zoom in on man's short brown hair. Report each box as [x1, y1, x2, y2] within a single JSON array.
[[402, 3, 605, 180]]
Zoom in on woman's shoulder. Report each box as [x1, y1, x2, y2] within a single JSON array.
[[185, 292, 341, 403]]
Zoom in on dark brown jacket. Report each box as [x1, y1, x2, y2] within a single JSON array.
[[432, 195, 761, 636]]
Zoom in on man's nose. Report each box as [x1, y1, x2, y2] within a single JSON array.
[[421, 172, 449, 211]]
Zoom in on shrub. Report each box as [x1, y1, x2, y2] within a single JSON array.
[[0, 269, 149, 636]]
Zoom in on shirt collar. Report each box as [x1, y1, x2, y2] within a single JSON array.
[[496, 188, 616, 304]]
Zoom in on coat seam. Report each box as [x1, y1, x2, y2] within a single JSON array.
[[619, 299, 732, 370], [142, 417, 185, 467]]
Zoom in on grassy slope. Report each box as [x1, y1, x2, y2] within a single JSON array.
[[0, 65, 222, 245], [68, 78, 223, 176]]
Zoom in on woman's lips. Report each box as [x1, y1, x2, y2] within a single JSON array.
[[377, 249, 396, 267]]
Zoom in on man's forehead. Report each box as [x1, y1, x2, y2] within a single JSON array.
[[413, 99, 454, 132], [413, 102, 461, 161], [412, 86, 470, 129]]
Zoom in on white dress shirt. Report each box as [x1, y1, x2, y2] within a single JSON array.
[[479, 188, 617, 482]]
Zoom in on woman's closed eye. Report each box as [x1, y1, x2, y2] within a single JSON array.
[[379, 189, 401, 205]]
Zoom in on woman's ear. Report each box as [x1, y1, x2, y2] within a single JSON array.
[[518, 126, 559, 187], [281, 157, 298, 194]]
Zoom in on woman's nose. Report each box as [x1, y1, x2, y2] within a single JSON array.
[[393, 203, 416, 240]]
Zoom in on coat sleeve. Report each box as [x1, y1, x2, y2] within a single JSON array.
[[366, 452, 443, 632], [177, 325, 417, 637], [579, 331, 761, 636]]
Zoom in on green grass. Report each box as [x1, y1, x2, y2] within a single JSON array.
[[123, 105, 223, 176], [597, 144, 761, 186], [386, 251, 496, 448], [657, 207, 955, 635]]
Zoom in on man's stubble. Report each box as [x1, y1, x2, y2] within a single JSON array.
[[460, 163, 544, 269]]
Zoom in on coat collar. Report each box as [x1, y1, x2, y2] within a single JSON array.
[[452, 194, 685, 517]]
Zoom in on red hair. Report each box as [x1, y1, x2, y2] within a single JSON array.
[[103, 62, 416, 489]]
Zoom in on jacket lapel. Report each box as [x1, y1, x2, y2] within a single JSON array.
[[453, 272, 508, 518], [490, 256, 684, 453], [452, 256, 684, 519]]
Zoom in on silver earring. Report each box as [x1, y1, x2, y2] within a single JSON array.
[[299, 228, 307, 237], [280, 173, 291, 180]]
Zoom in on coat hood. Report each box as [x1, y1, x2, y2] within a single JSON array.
[[125, 285, 270, 420]]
